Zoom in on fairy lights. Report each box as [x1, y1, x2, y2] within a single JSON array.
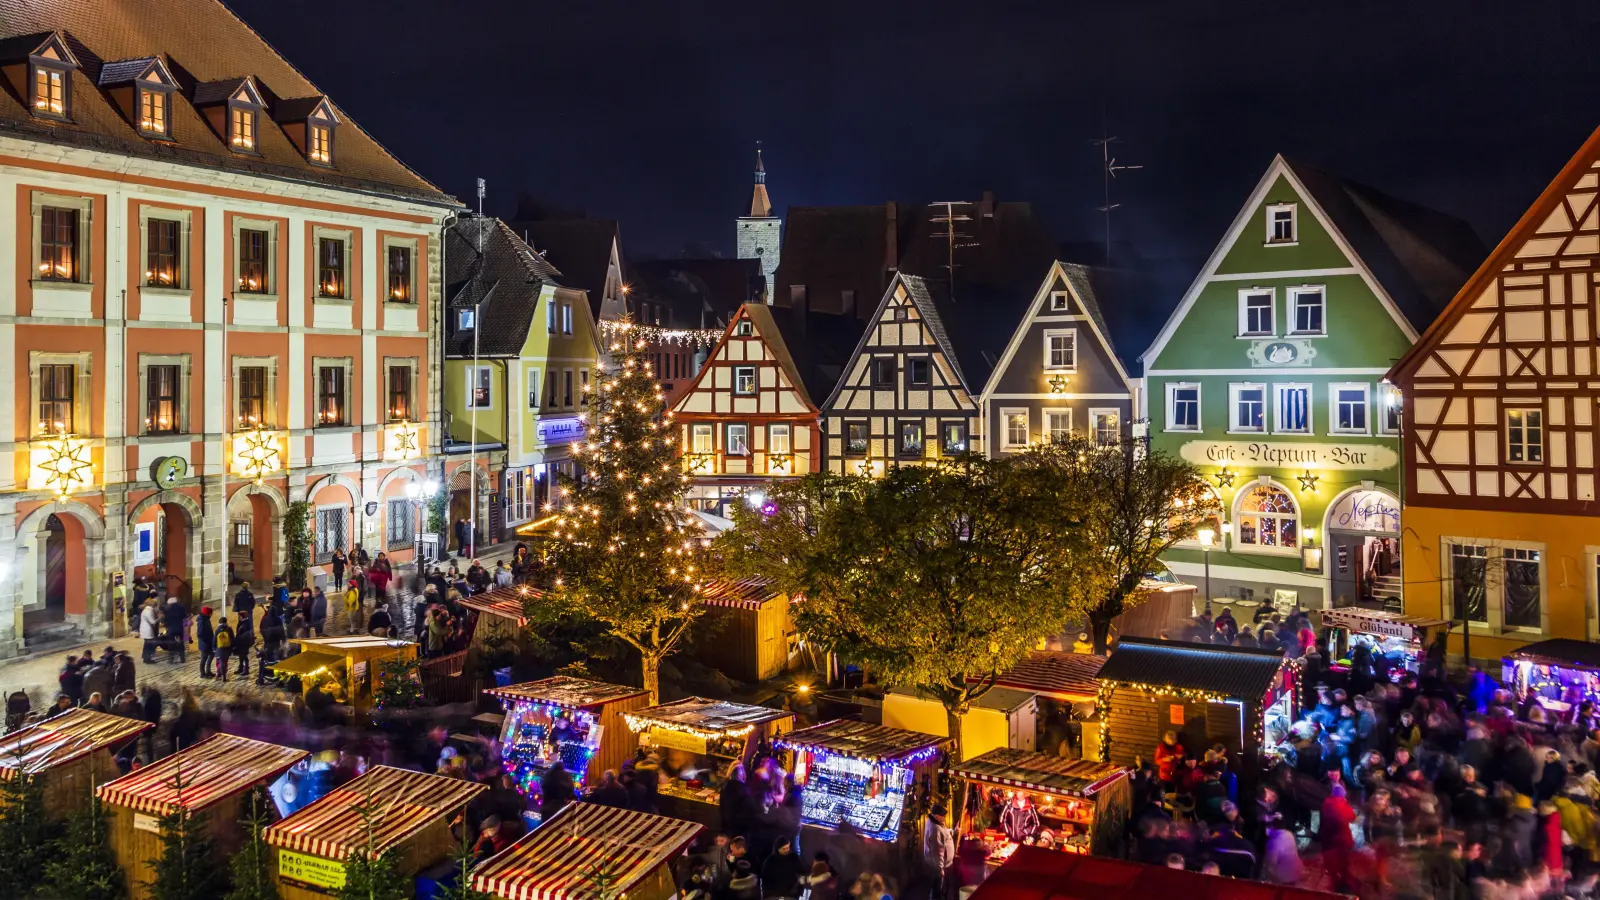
[[621, 713, 755, 741], [598, 319, 723, 348]]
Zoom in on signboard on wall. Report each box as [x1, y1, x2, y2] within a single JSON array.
[[648, 728, 708, 755], [1328, 489, 1400, 534], [537, 417, 586, 446], [134, 523, 156, 567], [279, 850, 346, 890], [1179, 440, 1398, 472]]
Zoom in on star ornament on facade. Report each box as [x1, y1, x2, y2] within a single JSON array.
[[1213, 468, 1236, 488], [40, 433, 92, 498], [391, 420, 420, 460], [1297, 471, 1320, 492], [238, 426, 281, 484], [1047, 373, 1071, 394]]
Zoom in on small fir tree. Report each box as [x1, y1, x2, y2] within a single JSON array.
[[337, 781, 410, 900], [0, 759, 56, 891], [372, 654, 424, 710], [223, 788, 278, 900], [144, 768, 230, 900], [581, 858, 625, 900], [41, 780, 126, 900], [434, 831, 492, 900]]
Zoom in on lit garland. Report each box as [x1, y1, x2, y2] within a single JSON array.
[[38, 430, 92, 498], [1093, 655, 1305, 763], [772, 738, 944, 767], [389, 420, 420, 461], [621, 713, 755, 740], [599, 319, 723, 348]]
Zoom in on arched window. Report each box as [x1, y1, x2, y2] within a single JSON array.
[[1235, 483, 1298, 550]]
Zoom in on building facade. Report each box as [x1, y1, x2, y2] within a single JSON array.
[[821, 274, 978, 474], [735, 147, 780, 301], [1388, 125, 1600, 660], [673, 304, 821, 517], [442, 218, 598, 549], [981, 262, 1138, 454], [1141, 157, 1482, 611], [0, 2, 459, 656]]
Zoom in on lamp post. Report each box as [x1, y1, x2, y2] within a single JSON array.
[[1198, 527, 1215, 616], [406, 478, 439, 573]]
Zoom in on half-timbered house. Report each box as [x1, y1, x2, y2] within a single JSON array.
[[1387, 125, 1600, 659], [979, 261, 1140, 453], [672, 303, 831, 516], [821, 274, 979, 473]]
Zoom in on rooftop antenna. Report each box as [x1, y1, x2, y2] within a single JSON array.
[[928, 201, 978, 302], [1091, 134, 1141, 266]]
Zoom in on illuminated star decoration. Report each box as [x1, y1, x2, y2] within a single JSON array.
[[40, 433, 92, 498], [238, 426, 281, 484], [391, 420, 420, 460], [1213, 468, 1236, 488], [1048, 373, 1070, 394], [1297, 471, 1320, 492]]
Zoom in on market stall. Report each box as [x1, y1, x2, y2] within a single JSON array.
[[691, 577, 800, 683], [948, 748, 1130, 866], [990, 651, 1106, 759], [969, 844, 1349, 900], [775, 719, 948, 845], [1094, 638, 1296, 786], [472, 803, 702, 900], [1321, 607, 1450, 677], [264, 765, 486, 900], [883, 686, 1037, 761], [277, 634, 419, 713], [0, 708, 152, 820], [1503, 639, 1600, 724], [484, 676, 649, 793], [98, 733, 308, 900], [460, 586, 535, 653], [623, 697, 793, 825]]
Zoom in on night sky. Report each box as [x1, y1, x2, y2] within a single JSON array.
[[231, 0, 1600, 265]]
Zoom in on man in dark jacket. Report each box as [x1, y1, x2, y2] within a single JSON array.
[[196, 607, 215, 678], [539, 760, 576, 822], [111, 651, 136, 696], [162, 597, 188, 663], [81, 656, 112, 704], [591, 770, 630, 808], [233, 614, 255, 676], [719, 763, 752, 839], [58, 656, 84, 706], [139, 686, 163, 759]]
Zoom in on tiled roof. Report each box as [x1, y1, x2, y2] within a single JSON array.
[[741, 304, 821, 409], [444, 217, 563, 357], [0, 0, 452, 205], [991, 651, 1107, 702], [761, 304, 867, 408], [190, 75, 249, 106], [630, 258, 764, 328], [95, 56, 156, 86], [510, 219, 621, 320], [1095, 637, 1288, 701]]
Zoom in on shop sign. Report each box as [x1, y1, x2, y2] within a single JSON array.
[[649, 728, 708, 755], [1179, 440, 1398, 472], [149, 456, 188, 488], [1246, 338, 1318, 368], [1328, 489, 1400, 534], [133, 813, 162, 834], [1169, 705, 1184, 726], [279, 850, 346, 890], [1367, 620, 1416, 642], [537, 417, 586, 446]]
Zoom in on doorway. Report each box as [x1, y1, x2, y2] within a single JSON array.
[[27, 514, 68, 631], [1327, 488, 1402, 610]]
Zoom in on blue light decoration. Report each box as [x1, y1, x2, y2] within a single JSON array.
[[499, 699, 600, 796], [773, 740, 942, 843]]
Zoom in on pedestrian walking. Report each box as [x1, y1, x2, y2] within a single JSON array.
[[196, 606, 215, 678], [345, 578, 364, 634], [310, 586, 328, 636], [331, 546, 347, 591], [163, 596, 188, 663], [213, 618, 235, 683], [233, 613, 255, 676], [139, 600, 161, 663]]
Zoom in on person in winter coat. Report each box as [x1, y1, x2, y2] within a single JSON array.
[[467, 560, 491, 595], [58, 656, 84, 705], [762, 839, 805, 900], [1154, 731, 1186, 788], [81, 657, 112, 705], [1259, 819, 1303, 884], [163, 597, 188, 663], [232, 613, 255, 676], [196, 606, 216, 678], [426, 609, 446, 655], [111, 651, 136, 696], [233, 585, 256, 622], [494, 560, 514, 588], [330, 547, 347, 592], [139, 600, 162, 663], [1320, 783, 1358, 891], [309, 587, 329, 636], [413, 592, 432, 641], [169, 688, 203, 752], [1498, 792, 1538, 874], [213, 618, 235, 683], [369, 552, 394, 601], [344, 579, 364, 634], [259, 603, 285, 663], [139, 685, 163, 759], [539, 760, 575, 822], [921, 803, 956, 900], [1537, 749, 1569, 801], [368, 604, 393, 637]]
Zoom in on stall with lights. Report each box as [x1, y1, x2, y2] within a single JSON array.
[[472, 803, 702, 900], [485, 676, 649, 796], [624, 697, 794, 825], [459, 585, 540, 669], [1321, 608, 1450, 678], [1503, 639, 1600, 724], [1094, 638, 1296, 794], [273, 635, 418, 714], [775, 719, 949, 845], [948, 748, 1130, 866]]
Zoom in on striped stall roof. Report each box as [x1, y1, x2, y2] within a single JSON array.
[[1319, 608, 1450, 636], [295, 635, 417, 652], [461, 586, 544, 625], [472, 803, 702, 900], [0, 708, 152, 779], [264, 765, 486, 860], [948, 748, 1128, 798], [627, 697, 793, 734], [697, 577, 783, 611], [96, 733, 308, 814], [991, 651, 1107, 702], [485, 676, 647, 710], [777, 719, 948, 762]]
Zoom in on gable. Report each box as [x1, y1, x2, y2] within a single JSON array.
[[138, 58, 175, 87], [982, 262, 1135, 399], [826, 277, 976, 414], [31, 32, 78, 67], [232, 77, 264, 107], [673, 306, 817, 417]]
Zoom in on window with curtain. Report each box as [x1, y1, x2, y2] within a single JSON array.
[[317, 237, 345, 298], [388, 365, 412, 421], [146, 218, 181, 287], [238, 365, 267, 427], [317, 366, 346, 426], [38, 364, 74, 433], [145, 364, 180, 434], [39, 206, 78, 281]]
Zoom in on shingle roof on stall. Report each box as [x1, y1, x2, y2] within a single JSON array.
[[486, 676, 648, 710], [1095, 637, 1287, 701], [777, 719, 949, 762]]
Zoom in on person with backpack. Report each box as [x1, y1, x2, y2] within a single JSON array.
[[213, 616, 235, 683], [345, 578, 364, 634]]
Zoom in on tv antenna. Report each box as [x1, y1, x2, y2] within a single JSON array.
[[1091, 135, 1142, 265], [928, 201, 979, 302]]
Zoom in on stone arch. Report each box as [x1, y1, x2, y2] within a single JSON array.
[[306, 472, 366, 566], [126, 489, 203, 526], [229, 481, 288, 517], [375, 464, 424, 500], [227, 482, 288, 590], [11, 500, 109, 642], [306, 472, 365, 506], [124, 490, 204, 605], [448, 460, 491, 491], [16, 499, 106, 542]]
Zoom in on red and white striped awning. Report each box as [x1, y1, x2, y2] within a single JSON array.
[[460, 586, 543, 625], [96, 733, 307, 814], [1320, 608, 1449, 642], [0, 708, 152, 780], [472, 803, 702, 900], [264, 765, 486, 860], [697, 577, 783, 611]]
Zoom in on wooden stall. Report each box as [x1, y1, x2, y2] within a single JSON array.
[[264, 765, 486, 900], [949, 748, 1130, 866], [280, 634, 419, 713], [460, 585, 536, 655], [473, 803, 702, 900], [1503, 639, 1600, 724], [691, 577, 799, 683], [1094, 638, 1296, 789], [776, 719, 948, 846], [970, 844, 1349, 900], [1114, 580, 1199, 640], [0, 708, 152, 820], [484, 676, 650, 792], [882, 686, 1037, 761], [991, 652, 1107, 760], [98, 733, 308, 900], [1321, 607, 1449, 677], [624, 697, 793, 827]]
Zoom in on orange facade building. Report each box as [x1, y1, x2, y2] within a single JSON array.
[[0, 1, 460, 656]]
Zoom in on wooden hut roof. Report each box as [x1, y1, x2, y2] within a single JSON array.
[[486, 676, 648, 710], [776, 719, 947, 762], [990, 651, 1106, 702], [472, 803, 702, 900], [623, 697, 792, 736], [1095, 637, 1288, 701], [264, 765, 486, 859], [697, 577, 784, 610], [460, 586, 544, 625], [948, 748, 1127, 798], [0, 708, 152, 779], [96, 733, 307, 814]]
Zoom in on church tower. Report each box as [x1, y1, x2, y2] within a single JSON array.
[[735, 143, 781, 302]]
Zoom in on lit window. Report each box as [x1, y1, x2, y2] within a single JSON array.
[[139, 88, 168, 137], [1266, 203, 1296, 244], [726, 423, 749, 455], [1239, 290, 1274, 336], [691, 424, 714, 455], [387, 246, 412, 302], [238, 365, 267, 427], [230, 106, 257, 151], [768, 423, 791, 455], [316, 366, 346, 427], [845, 422, 869, 456], [906, 359, 931, 386], [457, 308, 475, 330], [145, 365, 180, 434], [1167, 383, 1200, 432], [467, 366, 492, 409], [1379, 384, 1402, 435], [1044, 410, 1072, 443], [387, 365, 412, 421], [1507, 408, 1543, 463], [1229, 384, 1266, 433], [237, 227, 270, 293], [32, 65, 66, 118], [561, 302, 572, 334], [38, 364, 74, 434], [146, 218, 181, 287], [1331, 384, 1370, 435], [899, 422, 924, 458], [940, 422, 967, 455], [1044, 330, 1076, 370], [1274, 384, 1311, 434], [1001, 409, 1029, 449], [1091, 410, 1119, 446], [39, 206, 79, 282], [309, 124, 332, 164], [1236, 484, 1298, 550], [317, 237, 346, 298], [1289, 287, 1324, 335], [734, 366, 757, 395]]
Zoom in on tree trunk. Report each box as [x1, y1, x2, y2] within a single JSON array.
[[1089, 608, 1116, 654], [945, 705, 966, 826], [641, 652, 661, 705]]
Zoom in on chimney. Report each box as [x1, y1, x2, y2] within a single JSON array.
[[884, 201, 899, 272], [979, 190, 996, 218]]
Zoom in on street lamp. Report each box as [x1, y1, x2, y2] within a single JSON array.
[[1198, 527, 1215, 616], [406, 478, 440, 574]]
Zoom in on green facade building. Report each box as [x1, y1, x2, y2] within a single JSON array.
[[1141, 156, 1483, 612]]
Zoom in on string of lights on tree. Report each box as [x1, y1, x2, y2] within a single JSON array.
[[597, 319, 724, 348]]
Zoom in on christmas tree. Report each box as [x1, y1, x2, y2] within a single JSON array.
[[223, 788, 278, 900], [337, 781, 410, 900], [0, 759, 56, 891], [143, 769, 229, 900], [540, 322, 706, 702], [40, 778, 126, 900], [433, 832, 491, 900]]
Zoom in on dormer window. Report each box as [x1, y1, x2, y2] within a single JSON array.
[[230, 106, 257, 151], [458, 309, 476, 330], [32, 64, 66, 117], [139, 87, 168, 138], [309, 124, 332, 164]]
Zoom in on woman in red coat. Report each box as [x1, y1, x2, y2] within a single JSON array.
[[1154, 731, 1185, 788], [1319, 783, 1358, 892], [1541, 800, 1566, 877]]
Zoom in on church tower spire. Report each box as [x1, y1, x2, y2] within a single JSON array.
[[736, 141, 781, 302], [749, 141, 772, 218]]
